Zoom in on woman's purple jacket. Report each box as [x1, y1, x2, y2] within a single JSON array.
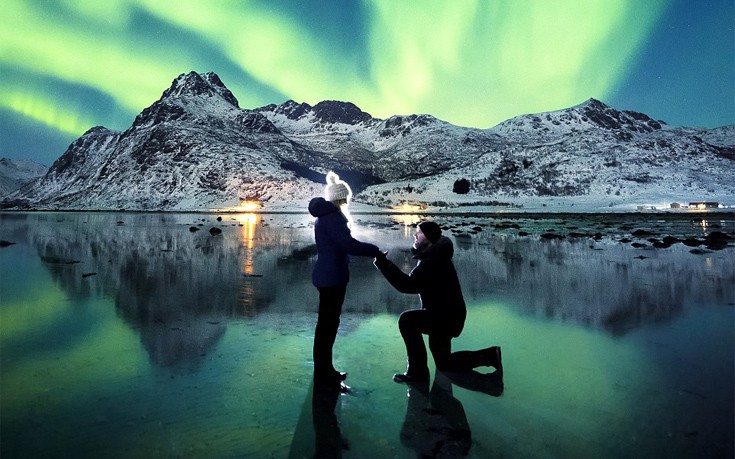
[[308, 197, 381, 288]]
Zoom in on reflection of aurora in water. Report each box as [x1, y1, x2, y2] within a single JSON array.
[[0, 212, 733, 458]]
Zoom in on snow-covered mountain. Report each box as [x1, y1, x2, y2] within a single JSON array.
[[0, 158, 48, 197], [2, 71, 733, 211], [368, 99, 735, 210]]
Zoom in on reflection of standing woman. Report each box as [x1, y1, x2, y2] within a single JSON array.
[[308, 172, 381, 383]]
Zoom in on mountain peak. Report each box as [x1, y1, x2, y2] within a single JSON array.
[[257, 100, 313, 120], [131, 72, 240, 129], [577, 98, 610, 110], [161, 71, 240, 108], [573, 98, 663, 132], [312, 100, 373, 125], [491, 97, 666, 139], [257, 99, 375, 126]]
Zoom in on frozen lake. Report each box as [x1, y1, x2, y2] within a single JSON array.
[[1, 211, 733, 458]]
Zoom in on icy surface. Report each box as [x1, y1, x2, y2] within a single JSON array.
[[0, 211, 733, 458]]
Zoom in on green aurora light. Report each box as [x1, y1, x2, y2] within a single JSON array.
[[1, 0, 732, 165]]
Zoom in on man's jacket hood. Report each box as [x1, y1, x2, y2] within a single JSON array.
[[412, 236, 454, 261]]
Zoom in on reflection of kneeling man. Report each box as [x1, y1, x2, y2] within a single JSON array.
[[400, 373, 471, 458], [374, 221, 503, 383]]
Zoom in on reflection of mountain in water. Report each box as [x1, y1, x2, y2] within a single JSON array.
[[5, 212, 733, 369], [7, 212, 415, 368], [452, 233, 734, 334], [8, 213, 295, 367]]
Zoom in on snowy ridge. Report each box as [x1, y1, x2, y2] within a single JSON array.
[[489, 98, 666, 141], [2, 72, 733, 212], [0, 158, 48, 196]]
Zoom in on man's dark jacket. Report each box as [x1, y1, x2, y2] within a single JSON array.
[[374, 236, 467, 337], [309, 197, 380, 288]]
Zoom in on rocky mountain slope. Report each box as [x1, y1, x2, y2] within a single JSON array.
[[0, 159, 48, 197], [3, 71, 733, 211]]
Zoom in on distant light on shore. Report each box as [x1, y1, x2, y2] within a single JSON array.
[[239, 200, 262, 211], [394, 203, 426, 213]]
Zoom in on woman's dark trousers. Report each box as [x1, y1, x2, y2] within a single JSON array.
[[314, 285, 347, 375]]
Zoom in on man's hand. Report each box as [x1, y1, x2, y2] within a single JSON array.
[[374, 250, 389, 268]]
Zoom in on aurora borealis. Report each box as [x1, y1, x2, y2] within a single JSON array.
[[1, 0, 733, 165]]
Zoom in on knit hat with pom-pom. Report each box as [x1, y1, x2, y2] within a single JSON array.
[[324, 171, 352, 203]]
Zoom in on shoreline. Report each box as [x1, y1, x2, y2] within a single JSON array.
[[2, 209, 734, 219]]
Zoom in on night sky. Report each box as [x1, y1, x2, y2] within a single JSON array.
[[2, 0, 733, 166]]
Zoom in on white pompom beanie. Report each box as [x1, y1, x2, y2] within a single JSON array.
[[324, 171, 352, 203]]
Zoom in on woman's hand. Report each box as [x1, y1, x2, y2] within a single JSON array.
[[374, 250, 390, 268]]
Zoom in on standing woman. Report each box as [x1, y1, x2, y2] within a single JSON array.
[[308, 171, 381, 383]]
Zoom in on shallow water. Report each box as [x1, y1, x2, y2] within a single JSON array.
[[1, 211, 733, 458]]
